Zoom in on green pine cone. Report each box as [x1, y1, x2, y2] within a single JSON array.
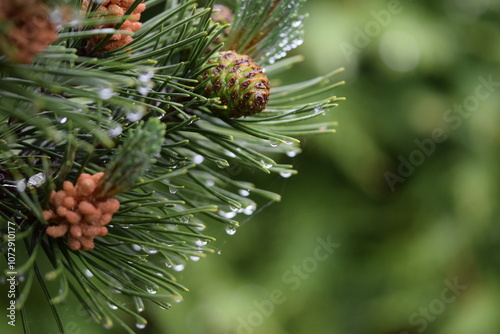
[[198, 51, 271, 118]]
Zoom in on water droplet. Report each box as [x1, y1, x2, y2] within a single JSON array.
[[146, 286, 158, 294], [243, 205, 255, 215], [196, 224, 206, 231], [190, 256, 200, 261], [84, 269, 93, 277], [16, 180, 26, 192], [268, 140, 280, 147], [261, 161, 273, 169], [215, 160, 229, 169], [219, 210, 237, 219], [142, 246, 158, 254], [138, 83, 153, 96], [205, 180, 215, 187], [169, 187, 178, 195], [230, 205, 240, 212], [132, 244, 142, 251], [173, 264, 185, 272], [59, 117, 68, 124], [225, 225, 237, 235], [165, 262, 172, 268], [239, 189, 250, 197], [286, 151, 298, 158], [193, 155, 204, 164], [226, 151, 236, 158], [179, 216, 190, 223], [173, 296, 183, 303], [314, 106, 325, 115], [108, 125, 122, 137], [279, 171, 293, 178], [136, 321, 147, 329], [126, 109, 144, 122], [98, 87, 114, 100], [195, 239, 208, 247], [108, 302, 118, 310], [27, 173, 46, 187], [138, 68, 155, 83], [292, 20, 302, 28]]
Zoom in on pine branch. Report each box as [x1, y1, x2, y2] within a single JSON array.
[[0, 0, 345, 332]]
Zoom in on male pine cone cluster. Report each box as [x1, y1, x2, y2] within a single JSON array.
[[43, 173, 120, 251], [0, 0, 57, 64], [197, 6, 271, 118], [82, 0, 146, 53]]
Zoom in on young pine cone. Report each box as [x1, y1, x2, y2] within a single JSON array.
[[198, 51, 270, 118]]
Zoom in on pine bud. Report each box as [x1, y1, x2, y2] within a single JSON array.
[[198, 51, 270, 118]]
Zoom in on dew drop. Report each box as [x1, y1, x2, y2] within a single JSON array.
[[27, 173, 46, 187], [173, 264, 185, 272], [173, 296, 183, 303], [286, 151, 298, 158], [136, 322, 146, 329], [225, 225, 237, 235], [279, 171, 293, 178], [126, 110, 144, 122], [193, 155, 205, 164], [108, 125, 122, 137], [219, 210, 237, 219], [138, 84, 152, 96], [59, 117, 68, 124], [196, 224, 206, 231], [205, 180, 215, 187], [268, 140, 280, 147], [243, 205, 255, 215], [146, 286, 158, 294], [138, 69, 155, 83], [84, 269, 93, 277], [190, 256, 200, 261], [195, 239, 208, 247], [239, 189, 250, 197], [98, 87, 114, 100], [261, 161, 273, 169], [136, 298, 145, 313], [108, 302, 118, 310], [132, 244, 142, 251], [169, 187, 178, 195], [16, 180, 26, 192], [179, 216, 190, 223], [215, 160, 229, 169], [142, 246, 158, 255]]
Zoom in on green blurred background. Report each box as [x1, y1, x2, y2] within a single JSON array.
[[3, 0, 500, 333], [157, 1, 500, 333]]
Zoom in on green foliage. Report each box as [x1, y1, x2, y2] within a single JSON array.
[[0, 0, 343, 333]]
